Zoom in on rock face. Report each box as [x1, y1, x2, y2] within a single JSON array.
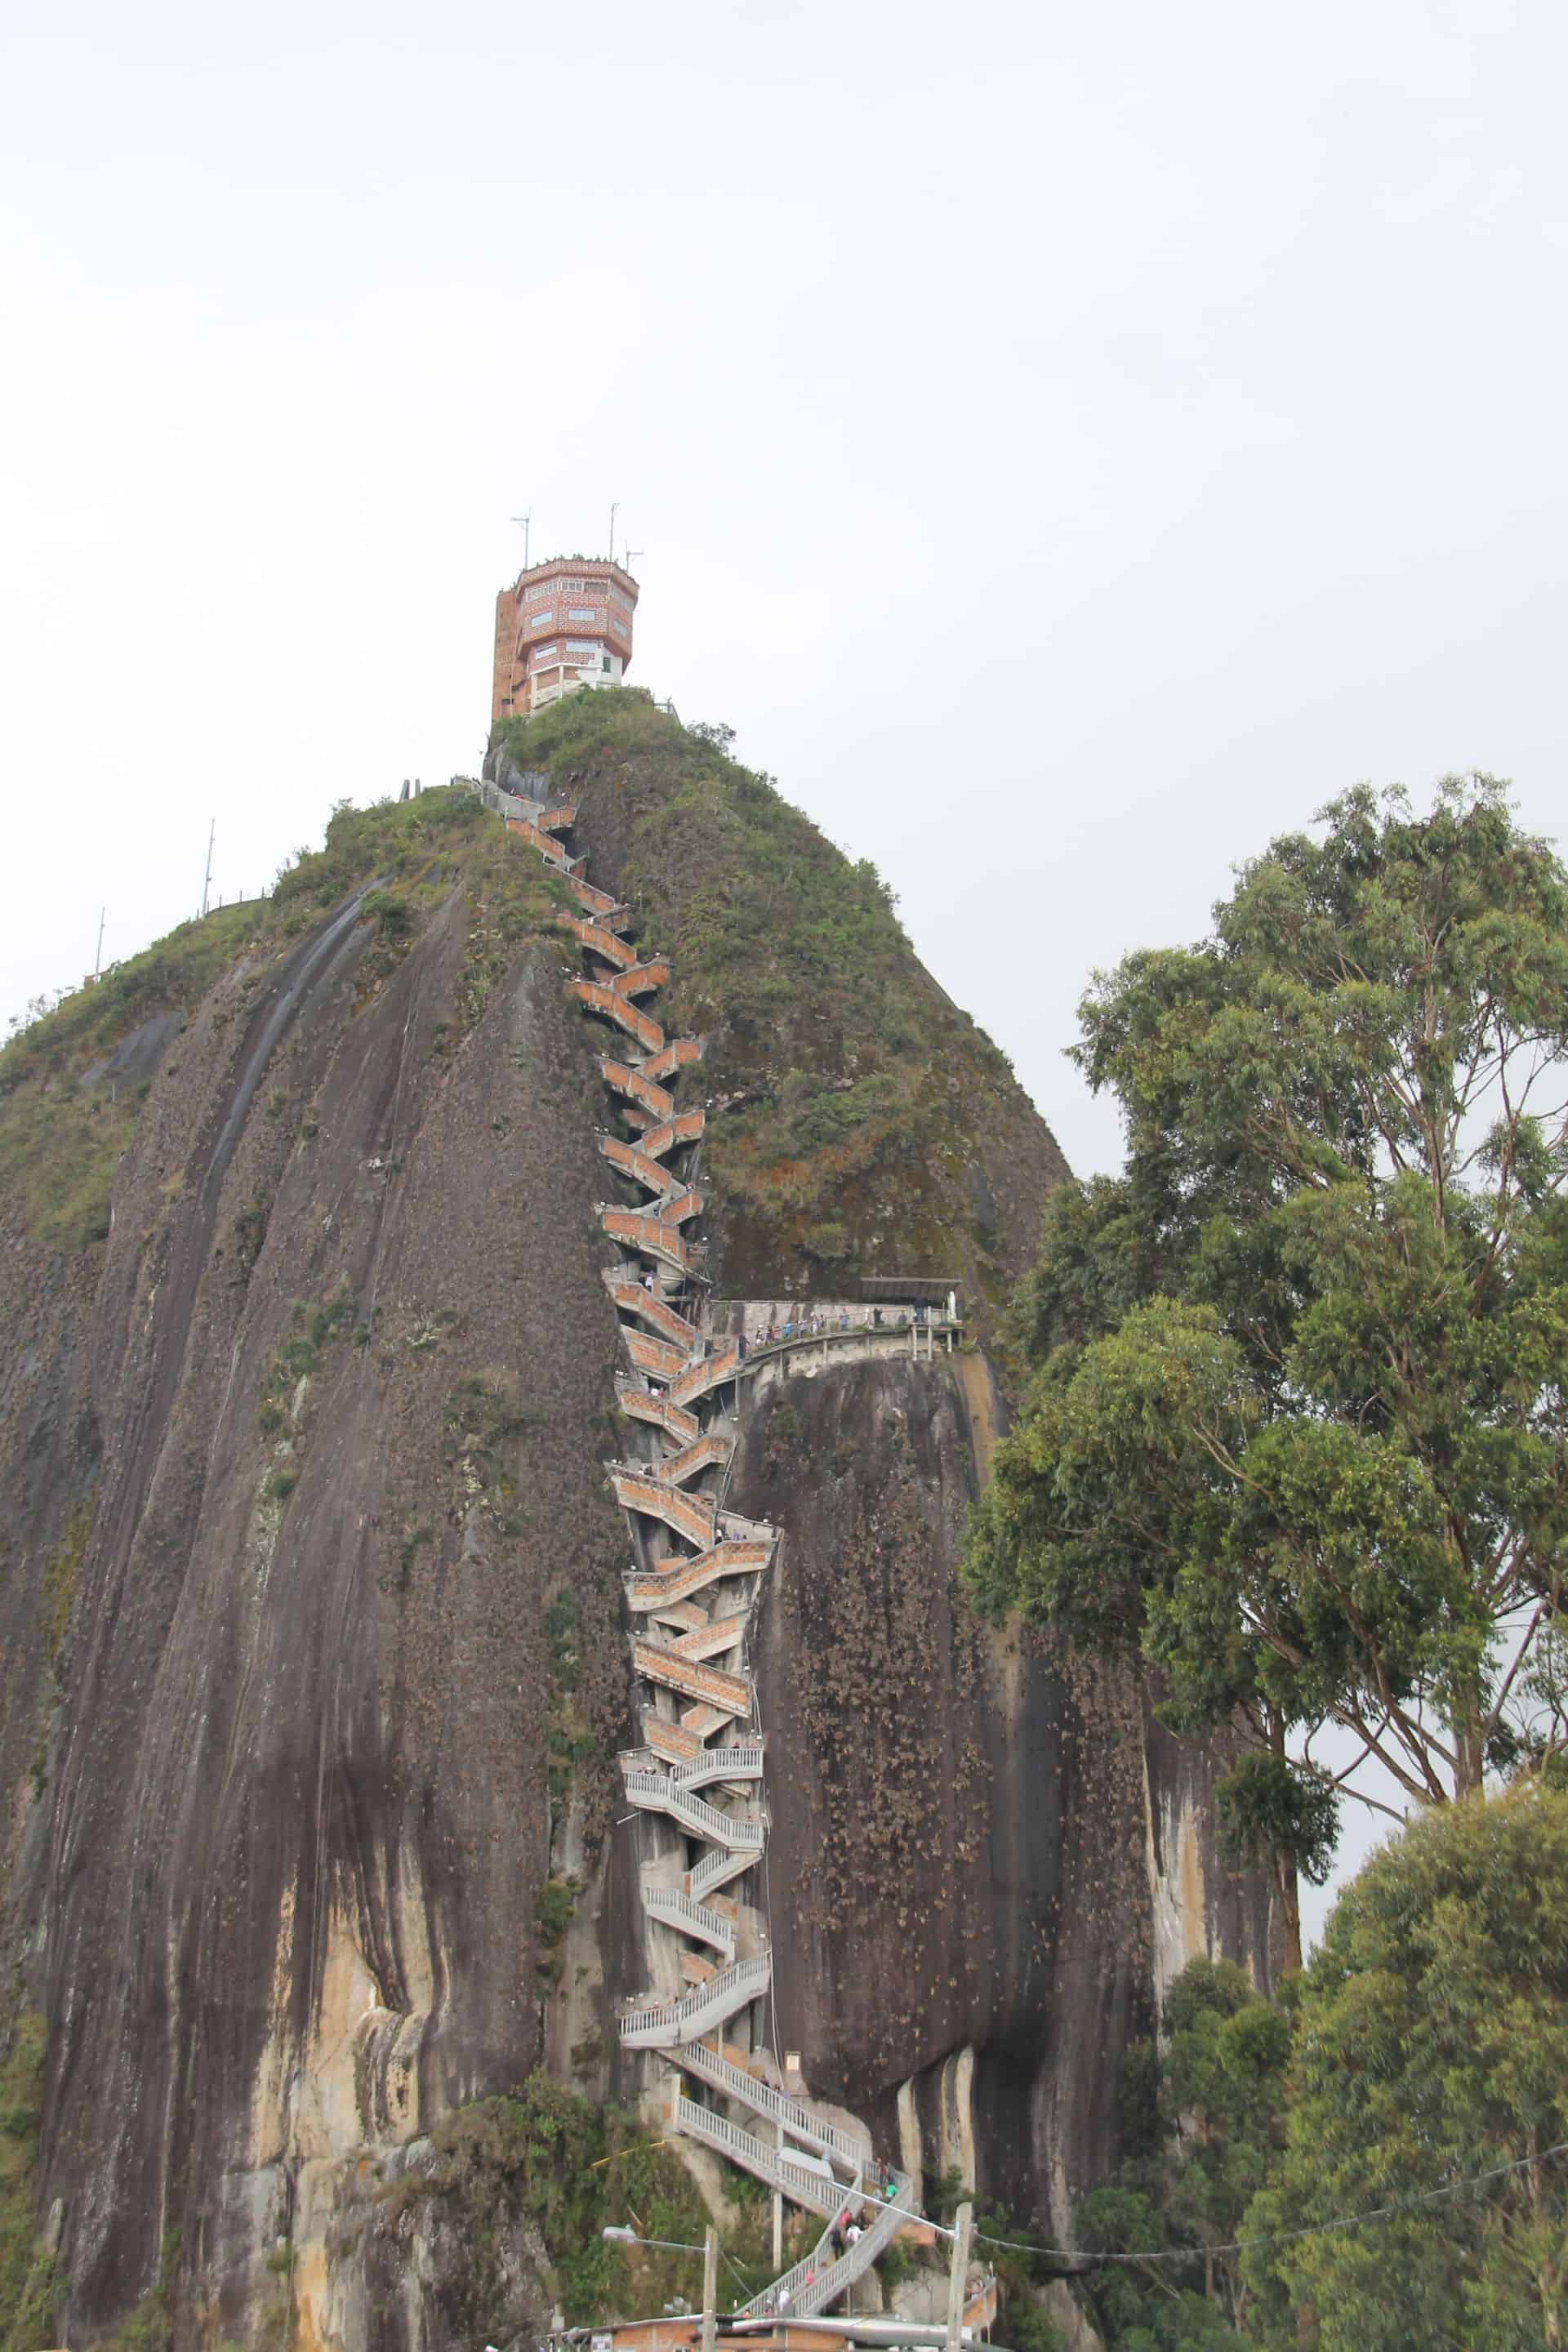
[[0, 727, 1269, 2348], [3, 888, 635, 2342], [737, 1351, 1268, 2233]]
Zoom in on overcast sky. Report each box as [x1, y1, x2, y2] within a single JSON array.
[[4, 2, 1564, 1931]]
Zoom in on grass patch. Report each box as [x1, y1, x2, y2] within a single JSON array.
[[42, 1500, 92, 1675], [534, 1877, 578, 1984], [0, 1086, 137, 1251], [0, 786, 564, 1257], [496, 693, 1040, 1304], [0, 2011, 60, 2351], [258, 1290, 356, 1431]]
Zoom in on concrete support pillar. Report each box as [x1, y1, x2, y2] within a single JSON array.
[[702, 2225, 718, 2352], [945, 2203, 973, 2352]]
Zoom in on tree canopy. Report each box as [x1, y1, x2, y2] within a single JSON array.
[[1244, 1782, 1568, 2350], [967, 778, 1568, 1962], [1076, 1787, 1568, 2350]]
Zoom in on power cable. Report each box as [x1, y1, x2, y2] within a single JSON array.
[[883, 2138, 1568, 2269]]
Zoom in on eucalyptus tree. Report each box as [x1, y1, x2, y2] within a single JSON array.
[[1243, 1784, 1568, 2350], [967, 778, 1568, 1967]]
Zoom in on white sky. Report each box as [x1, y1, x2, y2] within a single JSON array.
[[4, 0, 1565, 1939]]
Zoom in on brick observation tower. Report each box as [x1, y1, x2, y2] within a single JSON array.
[[491, 554, 640, 727]]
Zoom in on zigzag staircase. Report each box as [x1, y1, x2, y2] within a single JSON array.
[[492, 771, 927, 2320]]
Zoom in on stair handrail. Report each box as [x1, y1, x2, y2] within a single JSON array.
[[674, 2042, 867, 2166], [618, 1951, 771, 2042], [742, 2166, 917, 2317], [675, 2100, 845, 2217], [671, 1740, 765, 1788], [621, 1768, 766, 1848]]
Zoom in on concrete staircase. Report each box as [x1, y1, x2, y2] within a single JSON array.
[[487, 771, 930, 2315], [742, 2167, 920, 2319]]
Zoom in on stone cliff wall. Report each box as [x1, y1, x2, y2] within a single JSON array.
[[736, 1353, 1271, 2235], [0, 734, 1268, 2348], [3, 889, 635, 2342]]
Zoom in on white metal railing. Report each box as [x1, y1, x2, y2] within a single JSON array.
[[688, 1844, 756, 1900], [617, 1744, 756, 1784], [643, 1886, 737, 1958], [673, 1740, 764, 1791], [674, 2041, 868, 2167], [618, 1953, 770, 2047], [742, 2167, 916, 2318], [674, 2100, 844, 2216], [621, 1767, 766, 1848]]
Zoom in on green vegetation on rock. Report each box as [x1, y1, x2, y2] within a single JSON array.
[[1245, 1782, 1568, 2351], [497, 691, 1062, 1309], [0, 2013, 59, 2352], [1077, 1959, 1290, 2350], [1073, 1786, 1568, 2350], [382, 2073, 791, 2332], [0, 786, 564, 1256]]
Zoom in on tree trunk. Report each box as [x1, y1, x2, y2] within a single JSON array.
[[1273, 1854, 1303, 1976], [1455, 1718, 1486, 1798]]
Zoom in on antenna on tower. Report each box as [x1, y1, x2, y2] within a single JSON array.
[[626, 547, 644, 575], [510, 511, 532, 569], [608, 501, 619, 564]]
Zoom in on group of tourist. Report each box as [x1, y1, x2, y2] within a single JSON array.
[[757, 1307, 854, 1345], [753, 2172, 901, 2316], [751, 1301, 953, 1348]]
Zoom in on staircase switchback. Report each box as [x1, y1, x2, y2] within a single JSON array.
[[485, 768, 969, 2323]]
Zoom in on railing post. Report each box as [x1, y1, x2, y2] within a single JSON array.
[[773, 2129, 785, 2270]]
